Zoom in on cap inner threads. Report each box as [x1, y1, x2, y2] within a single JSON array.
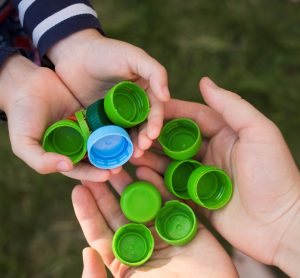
[[90, 135, 131, 167], [87, 126, 134, 169], [196, 172, 227, 207], [188, 167, 233, 209], [113, 90, 138, 121], [172, 162, 198, 197], [113, 223, 154, 266], [164, 213, 192, 240], [92, 135, 125, 158], [167, 129, 196, 151], [52, 126, 83, 155], [118, 232, 147, 262], [109, 82, 149, 126], [197, 172, 219, 200], [159, 118, 201, 160], [155, 201, 197, 245]]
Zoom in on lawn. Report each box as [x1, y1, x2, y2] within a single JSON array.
[[0, 0, 299, 277]]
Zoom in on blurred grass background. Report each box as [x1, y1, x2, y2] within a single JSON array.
[[0, 0, 299, 277]]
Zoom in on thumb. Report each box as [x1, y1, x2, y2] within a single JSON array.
[[82, 247, 107, 278], [199, 77, 273, 134]]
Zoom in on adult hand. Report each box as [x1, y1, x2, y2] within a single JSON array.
[[0, 55, 116, 181], [48, 29, 170, 157], [72, 170, 237, 278], [130, 77, 300, 277], [82, 247, 107, 278]]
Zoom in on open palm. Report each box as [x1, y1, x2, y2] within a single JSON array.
[[4, 56, 114, 181], [48, 29, 170, 153], [72, 169, 237, 278], [130, 77, 300, 266]]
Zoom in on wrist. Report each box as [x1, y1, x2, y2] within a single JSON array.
[[0, 55, 37, 110], [47, 28, 103, 65], [274, 188, 300, 277]]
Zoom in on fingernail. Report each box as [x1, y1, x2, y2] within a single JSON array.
[[57, 161, 71, 172], [134, 149, 143, 158], [147, 128, 158, 140], [206, 77, 218, 89]]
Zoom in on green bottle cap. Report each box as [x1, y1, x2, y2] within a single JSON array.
[[42, 119, 87, 164], [158, 118, 202, 160], [86, 99, 112, 131], [120, 181, 162, 223], [187, 166, 233, 210], [104, 81, 150, 128], [155, 200, 197, 246], [164, 159, 202, 199], [112, 223, 154, 266], [75, 110, 91, 140]]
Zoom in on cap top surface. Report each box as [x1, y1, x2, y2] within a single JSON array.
[[121, 181, 162, 223]]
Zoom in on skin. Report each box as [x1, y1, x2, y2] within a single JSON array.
[[73, 170, 238, 278], [48, 29, 170, 157], [0, 29, 170, 180], [130, 77, 300, 277]]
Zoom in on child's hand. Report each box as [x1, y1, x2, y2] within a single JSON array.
[[48, 29, 170, 157], [0, 55, 116, 181], [130, 77, 300, 277], [72, 170, 238, 278]]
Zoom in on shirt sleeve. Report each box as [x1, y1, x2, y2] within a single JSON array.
[[12, 0, 104, 57]]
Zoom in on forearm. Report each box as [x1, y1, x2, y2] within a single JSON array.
[[275, 186, 300, 277], [12, 0, 103, 57], [0, 55, 37, 110], [47, 28, 102, 65]]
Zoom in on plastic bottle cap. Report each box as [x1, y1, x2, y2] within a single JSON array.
[[112, 223, 154, 266], [75, 110, 91, 140], [155, 200, 197, 246], [158, 118, 202, 160], [87, 125, 133, 169], [120, 181, 162, 223], [104, 81, 150, 128], [187, 166, 233, 210], [86, 99, 113, 131], [42, 119, 87, 164], [164, 159, 202, 199]]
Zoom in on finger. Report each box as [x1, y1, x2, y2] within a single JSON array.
[[130, 150, 170, 175], [164, 98, 226, 138], [200, 77, 273, 134], [136, 166, 174, 201], [9, 135, 73, 174], [129, 48, 170, 102], [108, 169, 133, 195], [82, 180, 128, 231], [129, 127, 144, 158], [137, 122, 153, 151], [146, 91, 164, 140], [193, 138, 209, 161], [110, 167, 122, 175], [72, 185, 115, 266], [82, 247, 107, 278], [62, 162, 110, 182]]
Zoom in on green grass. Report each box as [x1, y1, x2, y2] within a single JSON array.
[[1, 0, 299, 277]]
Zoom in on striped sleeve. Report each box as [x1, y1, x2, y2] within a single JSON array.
[[12, 0, 103, 57]]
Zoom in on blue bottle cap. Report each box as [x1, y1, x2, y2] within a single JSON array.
[[87, 125, 133, 169]]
